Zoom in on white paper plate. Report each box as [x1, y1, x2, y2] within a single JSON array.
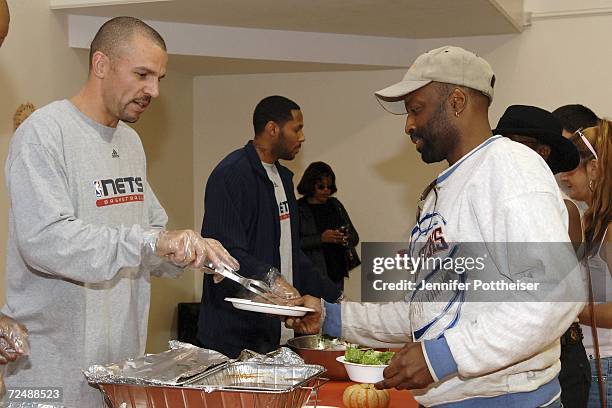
[[225, 297, 315, 317]]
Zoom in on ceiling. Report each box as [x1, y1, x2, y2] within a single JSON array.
[[56, 0, 524, 75], [56, 0, 524, 39], [166, 55, 397, 76], [70, 47, 398, 76]]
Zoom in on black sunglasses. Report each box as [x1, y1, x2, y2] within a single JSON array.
[[315, 183, 335, 191]]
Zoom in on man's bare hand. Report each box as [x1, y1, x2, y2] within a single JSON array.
[[285, 295, 322, 334], [375, 341, 434, 390]]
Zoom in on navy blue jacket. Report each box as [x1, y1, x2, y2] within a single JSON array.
[[197, 141, 341, 358]]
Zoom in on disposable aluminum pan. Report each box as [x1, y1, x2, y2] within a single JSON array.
[[83, 341, 228, 386], [97, 362, 327, 408], [190, 361, 324, 391]]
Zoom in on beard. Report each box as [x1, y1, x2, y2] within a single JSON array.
[[274, 129, 298, 160], [412, 103, 460, 164], [119, 96, 151, 123]]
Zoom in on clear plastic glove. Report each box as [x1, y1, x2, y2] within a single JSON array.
[[263, 267, 301, 303], [147, 229, 239, 273], [0, 314, 28, 364]]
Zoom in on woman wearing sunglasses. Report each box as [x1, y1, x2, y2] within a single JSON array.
[[560, 121, 611, 407], [297, 162, 360, 292]]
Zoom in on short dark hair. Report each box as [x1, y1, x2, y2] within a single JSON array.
[[434, 82, 490, 108], [432, 83, 454, 105], [253, 95, 300, 135], [89, 16, 166, 70], [297, 161, 337, 197], [552, 104, 599, 132]]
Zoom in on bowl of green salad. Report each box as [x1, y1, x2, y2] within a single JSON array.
[[336, 347, 395, 383]]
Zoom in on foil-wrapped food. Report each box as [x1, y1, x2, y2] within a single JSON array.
[[238, 346, 306, 365], [84, 342, 326, 408], [83, 341, 228, 386]]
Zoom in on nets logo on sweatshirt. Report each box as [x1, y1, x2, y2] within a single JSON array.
[[93, 176, 144, 207]]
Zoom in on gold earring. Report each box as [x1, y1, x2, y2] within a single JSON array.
[[589, 180, 595, 191], [454, 111, 459, 117]]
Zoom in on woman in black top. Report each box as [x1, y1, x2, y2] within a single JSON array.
[[297, 162, 360, 291]]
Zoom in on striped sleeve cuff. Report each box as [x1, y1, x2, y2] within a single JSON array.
[[422, 336, 458, 381]]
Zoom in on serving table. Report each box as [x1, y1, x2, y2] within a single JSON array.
[[313, 380, 418, 407]]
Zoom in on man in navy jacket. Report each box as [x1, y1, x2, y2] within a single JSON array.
[[197, 95, 341, 358]]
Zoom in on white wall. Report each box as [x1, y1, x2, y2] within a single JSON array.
[[131, 70, 197, 353], [486, 13, 612, 120], [193, 11, 612, 301], [0, 0, 197, 353], [193, 71, 447, 301]]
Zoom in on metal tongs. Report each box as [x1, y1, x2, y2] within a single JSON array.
[[201, 264, 282, 305]]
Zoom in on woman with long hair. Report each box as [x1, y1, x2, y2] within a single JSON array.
[[297, 162, 360, 292], [560, 119, 611, 407]]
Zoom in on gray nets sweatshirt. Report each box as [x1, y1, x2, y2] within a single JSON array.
[[2, 100, 180, 407]]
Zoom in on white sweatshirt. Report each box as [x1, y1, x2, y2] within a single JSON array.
[[334, 136, 584, 407]]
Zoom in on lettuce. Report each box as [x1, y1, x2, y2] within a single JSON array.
[[344, 347, 395, 365]]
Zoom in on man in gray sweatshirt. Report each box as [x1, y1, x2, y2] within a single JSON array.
[[2, 16, 238, 407]]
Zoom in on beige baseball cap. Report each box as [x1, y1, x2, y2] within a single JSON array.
[[375, 45, 495, 114]]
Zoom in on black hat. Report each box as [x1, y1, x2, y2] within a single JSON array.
[[493, 105, 580, 174]]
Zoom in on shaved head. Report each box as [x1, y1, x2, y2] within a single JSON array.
[[89, 16, 166, 70]]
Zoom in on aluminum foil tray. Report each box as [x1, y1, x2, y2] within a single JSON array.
[[83, 342, 228, 386], [97, 363, 326, 408], [189, 362, 324, 391], [98, 382, 317, 408]]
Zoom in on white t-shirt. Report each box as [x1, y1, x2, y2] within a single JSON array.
[[262, 162, 293, 283], [262, 162, 293, 344]]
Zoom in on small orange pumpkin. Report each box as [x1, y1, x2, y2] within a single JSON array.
[[342, 383, 390, 408]]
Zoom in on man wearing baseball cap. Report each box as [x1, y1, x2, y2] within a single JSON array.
[[289, 46, 583, 407]]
